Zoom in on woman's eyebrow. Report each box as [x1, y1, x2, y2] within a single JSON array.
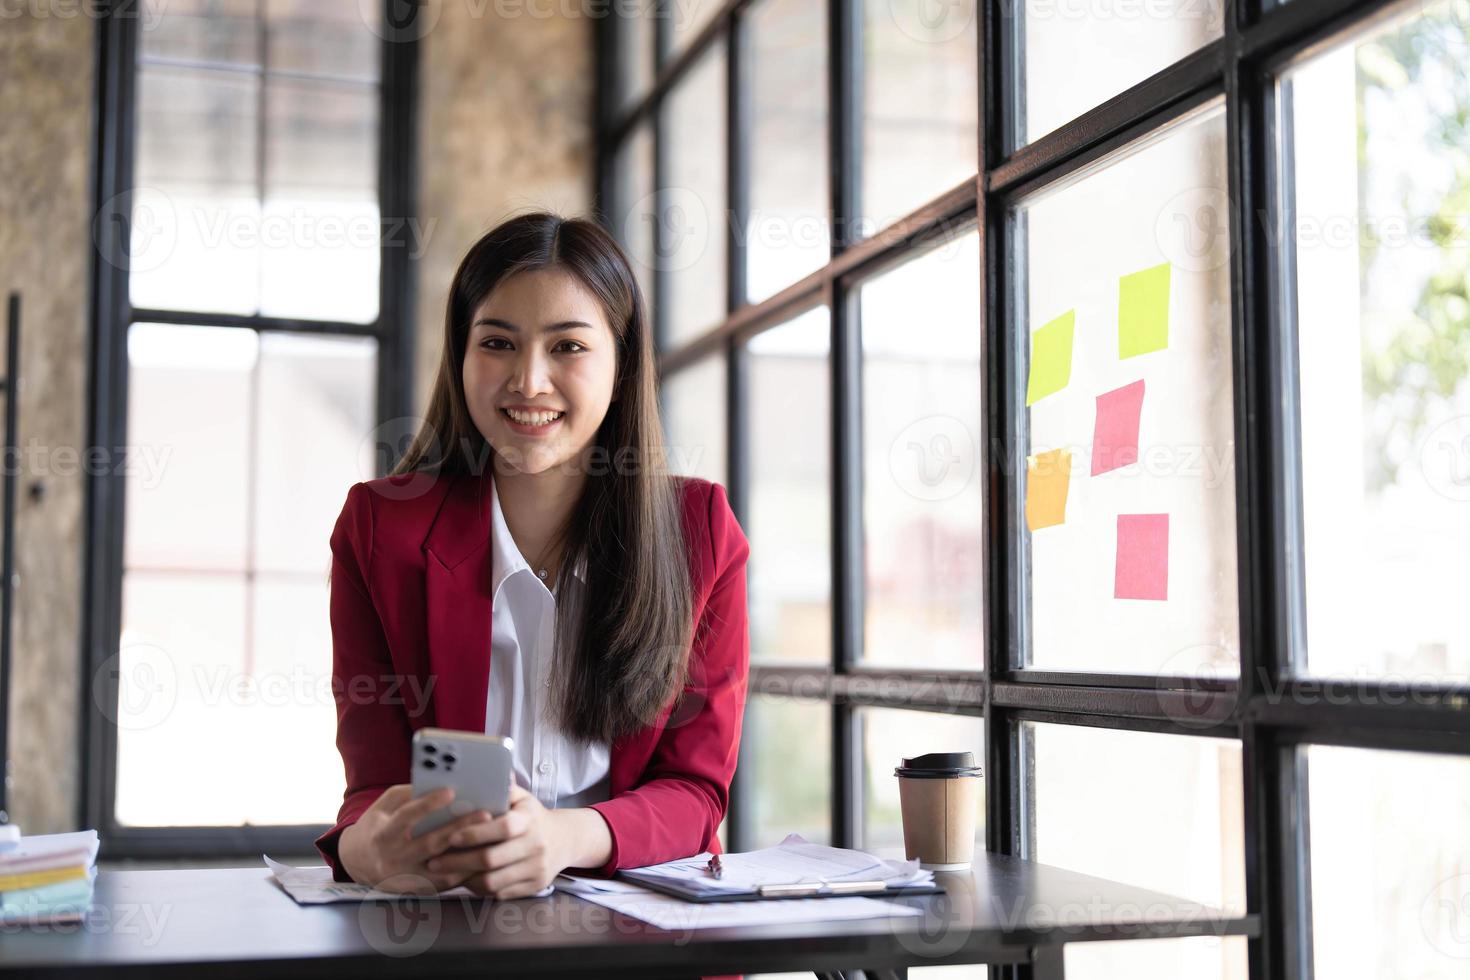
[[472, 318, 592, 333]]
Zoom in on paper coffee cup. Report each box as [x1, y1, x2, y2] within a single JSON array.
[[895, 751, 983, 871]]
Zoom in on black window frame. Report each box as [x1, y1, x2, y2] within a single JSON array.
[[596, 1, 1470, 979], [83, 0, 419, 859]]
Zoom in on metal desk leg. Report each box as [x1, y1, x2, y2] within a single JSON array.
[[1015, 945, 1065, 980]]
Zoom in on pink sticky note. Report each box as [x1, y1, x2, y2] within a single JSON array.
[[1091, 379, 1146, 476], [1115, 513, 1169, 601]]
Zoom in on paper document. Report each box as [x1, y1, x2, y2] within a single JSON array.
[[622, 833, 933, 894], [555, 872, 922, 931], [0, 830, 100, 875], [262, 856, 552, 905]]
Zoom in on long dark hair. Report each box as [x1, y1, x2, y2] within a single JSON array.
[[392, 211, 694, 744]]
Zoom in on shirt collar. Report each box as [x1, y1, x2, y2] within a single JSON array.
[[489, 476, 588, 597]]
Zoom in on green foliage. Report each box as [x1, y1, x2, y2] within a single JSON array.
[[1354, 4, 1470, 489]]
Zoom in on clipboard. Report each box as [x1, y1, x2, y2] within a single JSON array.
[[614, 870, 944, 903]]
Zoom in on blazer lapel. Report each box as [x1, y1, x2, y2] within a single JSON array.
[[423, 470, 494, 732]]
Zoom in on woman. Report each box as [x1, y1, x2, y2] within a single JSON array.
[[314, 211, 750, 902]]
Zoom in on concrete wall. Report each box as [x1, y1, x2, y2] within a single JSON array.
[[411, 3, 595, 406], [0, 5, 594, 836], [0, 11, 95, 833]]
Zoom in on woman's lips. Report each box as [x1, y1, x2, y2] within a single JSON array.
[[501, 408, 565, 436]]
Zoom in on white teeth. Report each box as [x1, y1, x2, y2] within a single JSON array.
[[504, 408, 563, 426]]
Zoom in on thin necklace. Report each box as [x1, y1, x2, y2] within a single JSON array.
[[531, 539, 562, 582]]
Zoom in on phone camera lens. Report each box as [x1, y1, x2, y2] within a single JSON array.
[[442, 753, 457, 764], [422, 758, 437, 769], [423, 744, 438, 755]]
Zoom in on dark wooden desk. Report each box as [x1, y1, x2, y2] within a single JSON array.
[[0, 856, 1257, 979]]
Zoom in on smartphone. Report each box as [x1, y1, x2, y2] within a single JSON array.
[[409, 727, 515, 838]]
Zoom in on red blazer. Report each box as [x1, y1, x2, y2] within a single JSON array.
[[314, 469, 751, 882]]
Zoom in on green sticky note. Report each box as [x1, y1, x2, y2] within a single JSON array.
[[1026, 310, 1075, 406], [1118, 261, 1170, 359]]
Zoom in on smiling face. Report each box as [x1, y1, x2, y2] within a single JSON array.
[[462, 266, 619, 477]]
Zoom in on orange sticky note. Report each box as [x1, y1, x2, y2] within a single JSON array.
[[1026, 449, 1072, 531]]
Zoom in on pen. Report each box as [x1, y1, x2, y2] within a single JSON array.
[[706, 854, 723, 879]]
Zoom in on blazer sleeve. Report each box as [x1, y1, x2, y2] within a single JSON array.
[[314, 482, 415, 882], [583, 481, 751, 874]]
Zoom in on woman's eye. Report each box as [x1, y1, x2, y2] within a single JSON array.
[[480, 339, 585, 353]]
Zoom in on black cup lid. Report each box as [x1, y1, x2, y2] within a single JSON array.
[[894, 751, 983, 778]]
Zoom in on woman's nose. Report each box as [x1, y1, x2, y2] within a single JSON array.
[[509, 350, 552, 395]]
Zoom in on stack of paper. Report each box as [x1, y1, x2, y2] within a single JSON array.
[[555, 834, 931, 930], [554, 872, 922, 930], [0, 830, 101, 925], [622, 833, 935, 896]]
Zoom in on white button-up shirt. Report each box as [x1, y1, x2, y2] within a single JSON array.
[[486, 478, 611, 810]]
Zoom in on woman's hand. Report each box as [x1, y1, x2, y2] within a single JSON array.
[[423, 784, 567, 899], [337, 783, 496, 894]]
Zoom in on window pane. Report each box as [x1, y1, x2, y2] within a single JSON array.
[[1067, 938, 1249, 980], [671, 0, 723, 56], [125, 324, 256, 571], [860, 707, 983, 861], [859, 233, 983, 669], [861, 0, 977, 231], [262, 77, 380, 323], [118, 324, 378, 826], [130, 65, 262, 315], [141, 0, 258, 65], [613, 122, 657, 327], [663, 351, 727, 484], [617, 0, 655, 114], [747, 0, 829, 303], [1026, 722, 1246, 980], [1017, 103, 1238, 676], [748, 308, 830, 663], [115, 572, 346, 827], [264, 0, 381, 80], [1026, 722, 1246, 913], [115, 572, 248, 825], [1015, 0, 1223, 148], [661, 45, 727, 346], [743, 694, 831, 847], [1307, 745, 1470, 980], [253, 333, 379, 572], [1286, 1, 1470, 682]]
